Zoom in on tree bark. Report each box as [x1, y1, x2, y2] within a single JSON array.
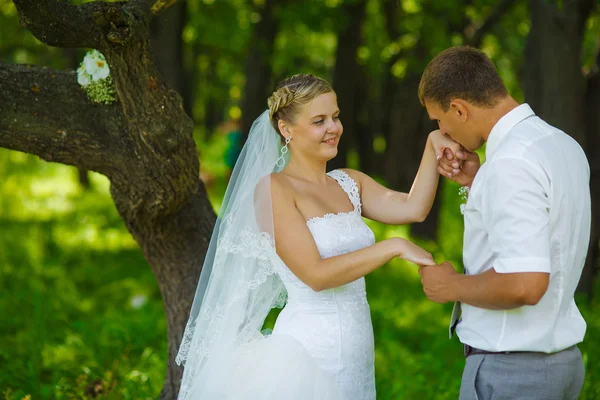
[[328, 0, 367, 171], [1, 1, 216, 398], [524, 0, 598, 297], [63, 48, 93, 189]]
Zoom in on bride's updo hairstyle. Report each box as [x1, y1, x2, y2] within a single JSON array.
[[267, 74, 333, 140]]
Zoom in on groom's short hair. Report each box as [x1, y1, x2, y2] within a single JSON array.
[[418, 46, 508, 111]]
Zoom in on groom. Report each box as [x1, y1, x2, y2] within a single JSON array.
[[418, 46, 591, 399]]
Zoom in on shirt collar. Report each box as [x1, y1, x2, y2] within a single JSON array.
[[485, 103, 535, 160]]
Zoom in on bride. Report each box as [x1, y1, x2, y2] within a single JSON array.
[[176, 74, 461, 399]]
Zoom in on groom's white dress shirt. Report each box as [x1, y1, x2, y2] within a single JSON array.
[[457, 104, 591, 353]]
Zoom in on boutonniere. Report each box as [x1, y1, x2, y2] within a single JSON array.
[[459, 185, 470, 215]]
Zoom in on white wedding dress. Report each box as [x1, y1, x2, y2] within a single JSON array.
[[272, 169, 377, 399], [180, 170, 377, 400], [177, 113, 378, 400]]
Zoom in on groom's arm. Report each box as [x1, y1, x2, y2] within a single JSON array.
[[421, 156, 552, 309], [419, 262, 549, 309], [448, 267, 549, 310]]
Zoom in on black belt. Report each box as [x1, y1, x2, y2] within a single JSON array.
[[464, 344, 536, 358], [464, 344, 576, 358]]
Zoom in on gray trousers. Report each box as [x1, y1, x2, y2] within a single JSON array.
[[459, 346, 585, 400]]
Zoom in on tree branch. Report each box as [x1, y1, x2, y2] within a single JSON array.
[[466, 0, 519, 47], [0, 63, 126, 176], [10, 0, 198, 216], [12, 0, 133, 49], [151, 0, 179, 15], [126, 0, 179, 17]]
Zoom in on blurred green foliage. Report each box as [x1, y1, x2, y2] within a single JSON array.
[[1, 0, 599, 398], [0, 150, 165, 399], [1, 142, 599, 399]]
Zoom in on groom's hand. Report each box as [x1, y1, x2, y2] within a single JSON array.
[[438, 148, 480, 187], [418, 261, 458, 303]]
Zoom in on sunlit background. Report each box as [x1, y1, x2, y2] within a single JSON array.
[[1, 0, 599, 399]]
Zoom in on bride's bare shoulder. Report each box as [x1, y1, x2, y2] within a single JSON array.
[[268, 172, 295, 203]]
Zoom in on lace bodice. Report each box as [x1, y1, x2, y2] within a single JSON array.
[[307, 170, 374, 257], [273, 170, 377, 399], [275, 169, 376, 299]]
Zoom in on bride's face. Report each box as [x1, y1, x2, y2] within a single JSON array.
[[284, 92, 343, 161]]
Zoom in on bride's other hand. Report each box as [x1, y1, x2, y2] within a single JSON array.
[[389, 238, 435, 266]]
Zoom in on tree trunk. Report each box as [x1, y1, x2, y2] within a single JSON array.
[[580, 47, 600, 296], [328, 0, 367, 171], [1, 1, 216, 398], [524, 0, 593, 146], [382, 75, 439, 240], [524, 0, 597, 297], [371, 0, 403, 178], [353, 63, 372, 173], [241, 0, 279, 138], [383, 77, 422, 191], [114, 183, 215, 399]]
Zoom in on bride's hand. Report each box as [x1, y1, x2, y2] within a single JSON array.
[[439, 148, 480, 187], [390, 238, 435, 266], [428, 129, 462, 161]]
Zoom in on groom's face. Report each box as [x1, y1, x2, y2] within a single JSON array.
[[424, 100, 481, 152]]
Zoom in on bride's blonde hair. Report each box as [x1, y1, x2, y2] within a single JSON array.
[[267, 74, 333, 139]]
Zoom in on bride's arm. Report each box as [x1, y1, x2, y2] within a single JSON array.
[[270, 176, 434, 292], [347, 130, 461, 225]]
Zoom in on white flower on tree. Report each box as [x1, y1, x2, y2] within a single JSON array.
[[77, 50, 116, 104], [77, 64, 91, 86], [83, 50, 110, 81]]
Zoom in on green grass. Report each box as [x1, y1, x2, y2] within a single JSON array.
[[0, 150, 165, 399], [0, 146, 598, 399]]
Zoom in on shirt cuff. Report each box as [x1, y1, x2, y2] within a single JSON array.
[[493, 257, 551, 274]]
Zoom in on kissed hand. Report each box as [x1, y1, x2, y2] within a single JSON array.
[[438, 148, 480, 187], [418, 261, 458, 303], [429, 130, 462, 161]]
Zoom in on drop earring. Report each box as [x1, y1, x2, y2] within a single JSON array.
[[276, 136, 291, 168]]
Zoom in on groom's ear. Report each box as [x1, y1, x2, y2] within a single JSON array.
[[450, 100, 469, 122]]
